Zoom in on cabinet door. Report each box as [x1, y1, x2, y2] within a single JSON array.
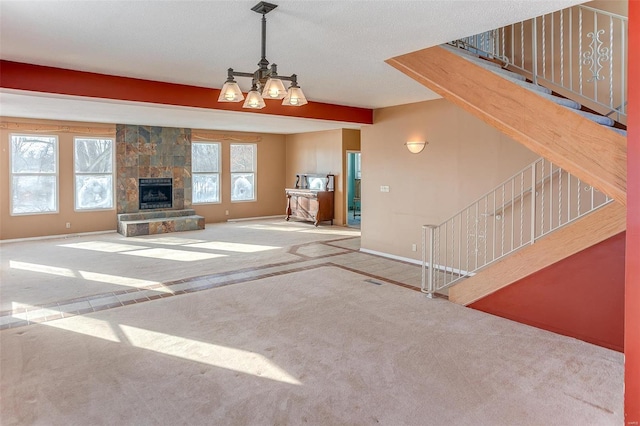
[[309, 199, 319, 215]]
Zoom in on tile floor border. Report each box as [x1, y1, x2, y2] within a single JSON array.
[[0, 236, 439, 330]]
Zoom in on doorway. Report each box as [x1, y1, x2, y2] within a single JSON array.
[[346, 151, 361, 228]]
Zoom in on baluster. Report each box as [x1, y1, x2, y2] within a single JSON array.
[[579, 7, 583, 95], [542, 14, 547, 79], [610, 16, 614, 110], [594, 10, 599, 103], [520, 171, 524, 247], [511, 178, 515, 252], [521, 21, 525, 69], [551, 12, 555, 83], [570, 8, 574, 92], [541, 159, 545, 234], [560, 9, 564, 86], [531, 163, 537, 243]]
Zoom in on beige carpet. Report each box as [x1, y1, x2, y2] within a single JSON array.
[[0, 220, 624, 424], [1, 266, 623, 425]]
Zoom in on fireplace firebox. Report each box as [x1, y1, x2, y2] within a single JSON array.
[[139, 178, 172, 210]]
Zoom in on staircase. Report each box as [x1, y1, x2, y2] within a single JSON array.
[[386, 4, 628, 302]]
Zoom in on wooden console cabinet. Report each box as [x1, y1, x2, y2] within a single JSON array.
[[285, 174, 335, 226]]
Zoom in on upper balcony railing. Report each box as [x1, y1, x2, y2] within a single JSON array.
[[452, 4, 628, 123]]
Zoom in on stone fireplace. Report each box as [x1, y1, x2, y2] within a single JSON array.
[[115, 125, 203, 237], [115, 124, 191, 214]]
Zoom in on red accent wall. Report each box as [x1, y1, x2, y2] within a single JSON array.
[[470, 232, 625, 352], [626, 0, 640, 422], [0, 60, 373, 125]]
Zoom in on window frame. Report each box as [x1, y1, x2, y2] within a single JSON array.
[[230, 143, 257, 203], [192, 141, 222, 205], [73, 136, 116, 212], [9, 133, 59, 216]]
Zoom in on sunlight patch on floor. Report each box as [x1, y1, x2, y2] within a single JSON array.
[[121, 248, 226, 261], [120, 325, 302, 385], [44, 315, 122, 343], [60, 241, 148, 253], [10, 261, 77, 278], [9, 260, 163, 289], [124, 236, 207, 246], [186, 241, 280, 253], [78, 271, 161, 288]]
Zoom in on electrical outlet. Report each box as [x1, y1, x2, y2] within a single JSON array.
[[225, 210, 229, 216], [380, 185, 390, 192], [411, 243, 417, 252], [65, 222, 71, 229]]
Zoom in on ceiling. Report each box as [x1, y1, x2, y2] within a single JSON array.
[[0, 0, 585, 134]]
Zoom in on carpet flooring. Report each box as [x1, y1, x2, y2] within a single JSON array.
[[0, 219, 623, 425]]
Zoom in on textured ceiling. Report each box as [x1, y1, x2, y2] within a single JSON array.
[[0, 0, 585, 133]]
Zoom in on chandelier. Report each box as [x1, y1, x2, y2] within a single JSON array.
[[217, 1, 307, 109]]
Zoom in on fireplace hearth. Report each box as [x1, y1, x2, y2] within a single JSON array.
[[139, 178, 172, 210]]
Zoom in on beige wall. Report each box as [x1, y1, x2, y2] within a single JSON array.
[[360, 99, 539, 260], [285, 129, 346, 225], [191, 130, 286, 223], [1, 117, 287, 240]]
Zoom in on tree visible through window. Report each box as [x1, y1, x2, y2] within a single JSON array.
[[230, 143, 256, 202], [192, 142, 221, 204], [74, 138, 114, 210], [10, 134, 58, 215]]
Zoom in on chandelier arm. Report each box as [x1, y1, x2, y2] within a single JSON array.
[[230, 71, 255, 79]]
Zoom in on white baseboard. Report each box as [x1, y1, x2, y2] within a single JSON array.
[[226, 215, 285, 223], [359, 248, 422, 265], [0, 230, 117, 245], [358, 248, 475, 277]]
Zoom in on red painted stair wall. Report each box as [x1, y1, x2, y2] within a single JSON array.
[[470, 232, 625, 352]]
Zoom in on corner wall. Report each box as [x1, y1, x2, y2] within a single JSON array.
[[285, 129, 346, 225], [360, 99, 539, 260]]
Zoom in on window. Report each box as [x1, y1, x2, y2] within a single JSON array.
[[192, 142, 221, 204], [10, 134, 58, 215], [230, 143, 256, 202], [74, 137, 114, 210]]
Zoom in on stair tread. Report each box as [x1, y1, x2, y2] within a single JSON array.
[[442, 44, 504, 68], [534, 91, 581, 109], [610, 127, 627, 137], [562, 106, 615, 126], [499, 72, 552, 94]]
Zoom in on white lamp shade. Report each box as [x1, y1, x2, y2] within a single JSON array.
[[242, 90, 266, 109], [261, 78, 287, 99], [218, 81, 244, 102], [405, 141, 427, 154], [282, 86, 308, 106]]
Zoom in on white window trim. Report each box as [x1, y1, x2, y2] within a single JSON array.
[[73, 136, 116, 212], [230, 143, 257, 203], [9, 133, 59, 216], [192, 141, 222, 205]]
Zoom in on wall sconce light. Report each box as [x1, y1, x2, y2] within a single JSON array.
[[405, 140, 428, 154]]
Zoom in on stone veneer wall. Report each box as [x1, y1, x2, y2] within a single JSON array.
[[116, 124, 192, 214]]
